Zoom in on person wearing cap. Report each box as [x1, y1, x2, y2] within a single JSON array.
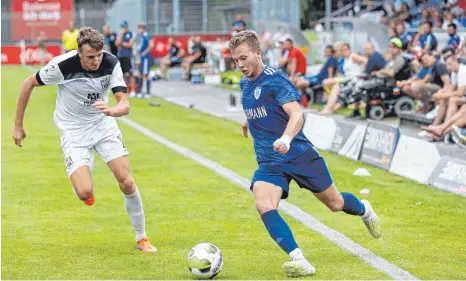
[[62, 21, 79, 53], [321, 38, 407, 116], [135, 23, 154, 99], [116, 20, 136, 96]]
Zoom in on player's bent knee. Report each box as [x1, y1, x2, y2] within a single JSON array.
[[255, 199, 274, 215], [118, 175, 136, 194], [75, 187, 93, 201]]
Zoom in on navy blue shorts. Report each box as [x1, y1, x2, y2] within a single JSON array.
[[139, 57, 152, 76], [251, 148, 333, 199], [169, 57, 181, 66], [306, 74, 322, 86]]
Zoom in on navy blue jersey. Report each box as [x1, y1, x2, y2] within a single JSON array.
[[118, 31, 134, 57], [240, 66, 312, 165], [139, 31, 152, 59], [448, 35, 461, 49]]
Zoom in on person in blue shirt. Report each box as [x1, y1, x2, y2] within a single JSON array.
[[116, 20, 136, 96], [344, 42, 387, 118], [396, 52, 433, 96], [415, 21, 438, 52], [294, 45, 338, 99], [135, 23, 154, 99], [232, 14, 247, 34], [396, 23, 412, 51], [363, 43, 387, 75], [447, 23, 461, 50], [228, 30, 382, 277]]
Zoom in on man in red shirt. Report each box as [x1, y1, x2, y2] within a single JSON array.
[[280, 38, 307, 77]]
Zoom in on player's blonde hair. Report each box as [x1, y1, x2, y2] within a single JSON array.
[[228, 30, 261, 51]]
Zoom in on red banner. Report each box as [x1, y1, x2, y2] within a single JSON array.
[[1, 45, 61, 65], [151, 34, 230, 58], [12, 0, 74, 41]]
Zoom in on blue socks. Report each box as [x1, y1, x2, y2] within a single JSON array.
[[341, 192, 365, 216], [136, 77, 143, 94], [146, 79, 151, 95], [261, 209, 298, 254]]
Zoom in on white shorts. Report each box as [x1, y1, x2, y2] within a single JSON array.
[[61, 118, 129, 177]]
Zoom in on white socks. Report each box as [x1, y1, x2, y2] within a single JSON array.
[[124, 189, 147, 241], [289, 248, 305, 261]]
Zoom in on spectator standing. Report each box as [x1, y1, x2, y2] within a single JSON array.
[[103, 24, 118, 56], [61, 21, 79, 53], [116, 20, 136, 97], [232, 14, 247, 35], [135, 23, 154, 99], [37, 31, 47, 65]]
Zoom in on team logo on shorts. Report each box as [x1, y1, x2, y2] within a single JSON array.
[[65, 156, 73, 171], [254, 87, 261, 100], [100, 76, 110, 91]]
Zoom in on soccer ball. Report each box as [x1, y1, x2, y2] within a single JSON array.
[[187, 243, 224, 279]]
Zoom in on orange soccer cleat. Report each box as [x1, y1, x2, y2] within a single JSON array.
[[83, 193, 95, 206], [137, 237, 157, 253]]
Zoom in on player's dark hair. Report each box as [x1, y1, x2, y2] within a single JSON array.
[[422, 21, 433, 28], [342, 43, 351, 50], [448, 23, 457, 30], [441, 47, 455, 55], [77, 27, 104, 51], [285, 38, 294, 44], [325, 45, 335, 54]]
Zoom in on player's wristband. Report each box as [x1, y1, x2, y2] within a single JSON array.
[[278, 135, 291, 150]]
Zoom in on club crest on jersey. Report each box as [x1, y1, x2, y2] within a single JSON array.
[[100, 76, 110, 91], [254, 87, 261, 100]]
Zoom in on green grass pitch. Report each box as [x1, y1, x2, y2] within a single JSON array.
[[2, 66, 465, 280]]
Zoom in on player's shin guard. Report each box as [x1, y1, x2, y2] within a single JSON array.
[[261, 209, 298, 254], [124, 189, 147, 241], [341, 192, 366, 216]]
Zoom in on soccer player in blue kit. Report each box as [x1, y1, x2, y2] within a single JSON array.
[[136, 23, 154, 98], [229, 30, 382, 277]]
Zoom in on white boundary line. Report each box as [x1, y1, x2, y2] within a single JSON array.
[[118, 117, 419, 281], [21, 65, 418, 280]]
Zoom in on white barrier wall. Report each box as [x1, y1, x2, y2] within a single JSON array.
[[389, 136, 442, 185], [302, 113, 465, 197]]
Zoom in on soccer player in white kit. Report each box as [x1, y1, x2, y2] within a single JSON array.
[[12, 27, 157, 253]]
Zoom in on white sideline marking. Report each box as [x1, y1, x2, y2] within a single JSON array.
[[119, 117, 419, 280], [21, 65, 418, 280]]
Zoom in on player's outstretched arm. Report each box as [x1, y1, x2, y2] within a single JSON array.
[[93, 92, 130, 117], [273, 101, 304, 154], [13, 73, 42, 147]]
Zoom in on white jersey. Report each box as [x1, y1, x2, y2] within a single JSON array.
[[343, 54, 363, 78], [36, 50, 127, 134]]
